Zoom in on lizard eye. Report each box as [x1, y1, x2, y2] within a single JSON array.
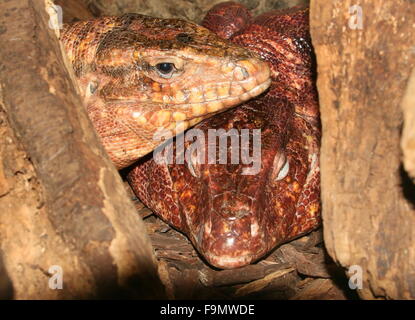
[[155, 62, 176, 77]]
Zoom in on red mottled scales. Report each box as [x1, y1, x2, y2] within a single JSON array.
[[201, 2, 253, 39], [128, 3, 321, 269]]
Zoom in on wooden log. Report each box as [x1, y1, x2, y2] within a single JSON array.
[[310, 0, 415, 299], [0, 0, 165, 299]]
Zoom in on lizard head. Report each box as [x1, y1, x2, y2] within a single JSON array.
[[61, 14, 271, 168]]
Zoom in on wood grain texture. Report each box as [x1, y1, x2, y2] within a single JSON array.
[[0, 0, 164, 299], [310, 0, 415, 299]]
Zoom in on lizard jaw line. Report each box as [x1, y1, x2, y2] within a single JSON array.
[[106, 78, 271, 108]]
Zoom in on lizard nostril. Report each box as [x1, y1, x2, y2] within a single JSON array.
[[241, 67, 249, 78], [233, 65, 249, 81], [236, 59, 257, 77], [240, 66, 250, 79], [234, 58, 271, 90]]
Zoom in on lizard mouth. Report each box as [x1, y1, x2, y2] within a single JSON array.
[[107, 78, 271, 106], [183, 78, 271, 123], [107, 77, 271, 121]]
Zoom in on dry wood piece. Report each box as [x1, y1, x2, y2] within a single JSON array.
[[0, 0, 164, 299], [279, 244, 332, 278], [288, 229, 324, 252], [157, 260, 175, 299], [292, 279, 348, 300], [310, 0, 415, 299], [234, 267, 295, 297], [401, 69, 415, 182], [0, 156, 9, 197], [198, 263, 291, 287]]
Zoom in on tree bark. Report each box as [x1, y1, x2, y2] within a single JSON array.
[[0, 0, 165, 299], [310, 0, 415, 299], [54, 0, 95, 23]]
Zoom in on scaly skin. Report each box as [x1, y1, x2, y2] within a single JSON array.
[[60, 13, 271, 169], [128, 4, 321, 269]]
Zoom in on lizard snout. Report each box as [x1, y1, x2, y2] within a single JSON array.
[[232, 58, 271, 100]]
